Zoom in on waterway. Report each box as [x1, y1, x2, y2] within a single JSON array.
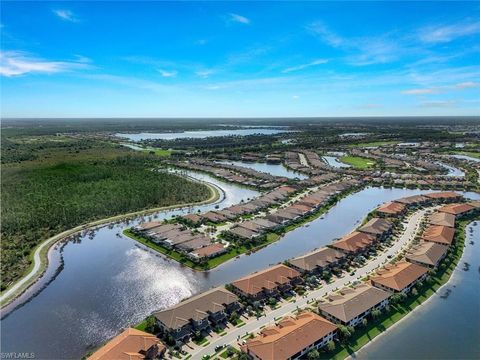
[[217, 160, 307, 179], [323, 156, 351, 168], [1, 176, 478, 359], [116, 128, 289, 141], [451, 154, 480, 163], [357, 220, 480, 359]]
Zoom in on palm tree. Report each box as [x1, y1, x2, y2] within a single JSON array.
[[307, 349, 320, 360], [371, 308, 381, 320]]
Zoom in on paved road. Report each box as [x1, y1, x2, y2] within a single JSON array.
[[190, 207, 429, 359]]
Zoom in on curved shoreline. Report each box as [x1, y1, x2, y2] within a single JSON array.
[[0, 174, 222, 309], [345, 218, 477, 360]]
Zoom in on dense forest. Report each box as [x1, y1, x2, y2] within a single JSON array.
[[1, 140, 211, 290]]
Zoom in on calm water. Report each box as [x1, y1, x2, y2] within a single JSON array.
[[116, 128, 289, 141], [358, 221, 480, 360], [438, 162, 465, 177], [323, 155, 351, 168], [1, 180, 478, 359], [451, 154, 480, 163], [217, 160, 307, 179]]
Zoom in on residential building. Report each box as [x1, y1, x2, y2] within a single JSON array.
[[422, 225, 455, 246], [318, 284, 390, 327], [153, 287, 240, 344], [88, 328, 165, 360], [330, 231, 376, 255], [406, 242, 448, 268], [438, 203, 476, 217], [376, 202, 406, 217], [288, 247, 346, 274], [241, 312, 337, 360], [188, 243, 227, 261], [358, 218, 393, 240], [424, 191, 463, 203], [231, 264, 302, 301], [370, 261, 428, 293], [428, 212, 455, 228]]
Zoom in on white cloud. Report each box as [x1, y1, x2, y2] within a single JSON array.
[[402, 88, 440, 95], [53, 9, 79, 22], [158, 69, 177, 78], [228, 13, 250, 25], [455, 81, 479, 89], [0, 50, 90, 77], [419, 100, 456, 108], [402, 81, 480, 95], [196, 70, 214, 78], [418, 21, 480, 43], [282, 59, 328, 73], [307, 22, 344, 47]]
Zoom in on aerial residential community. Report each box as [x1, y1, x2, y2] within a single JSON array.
[[1, 1, 480, 360]]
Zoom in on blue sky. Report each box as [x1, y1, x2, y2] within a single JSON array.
[[1, 1, 479, 118]]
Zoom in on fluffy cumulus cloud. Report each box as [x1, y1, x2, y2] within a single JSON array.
[[0, 51, 90, 77]]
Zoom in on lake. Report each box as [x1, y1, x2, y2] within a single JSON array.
[[217, 160, 308, 179], [116, 128, 290, 141]]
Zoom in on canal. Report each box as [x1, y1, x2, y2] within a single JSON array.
[[1, 172, 478, 359]]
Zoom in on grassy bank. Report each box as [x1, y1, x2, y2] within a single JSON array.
[[319, 215, 477, 359]]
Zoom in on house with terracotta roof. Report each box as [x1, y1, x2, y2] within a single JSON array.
[[424, 191, 463, 202], [318, 284, 390, 327], [406, 242, 448, 268], [370, 261, 428, 293], [376, 202, 406, 217], [330, 231, 377, 255], [188, 243, 227, 260], [88, 328, 165, 360], [439, 203, 476, 217], [231, 264, 302, 302], [422, 225, 455, 246], [241, 312, 337, 360], [394, 195, 430, 206], [288, 247, 346, 274], [428, 212, 455, 228], [153, 287, 240, 344], [358, 218, 393, 240]]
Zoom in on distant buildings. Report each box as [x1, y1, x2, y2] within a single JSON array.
[[242, 312, 337, 360], [88, 328, 165, 360]]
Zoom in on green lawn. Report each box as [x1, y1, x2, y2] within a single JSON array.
[[148, 149, 172, 157], [340, 155, 376, 169]]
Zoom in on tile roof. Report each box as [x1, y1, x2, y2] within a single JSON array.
[[88, 328, 165, 360], [358, 218, 393, 236], [318, 284, 390, 323], [153, 287, 238, 330], [232, 264, 300, 296], [330, 231, 376, 253], [243, 312, 337, 360], [289, 247, 345, 272], [439, 203, 475, 215], [422, 225, 455, 245], [370, 261, 428, 292], [424, 191, 462, 200], [395, 195, 429, 205], [428, 212, 455, 227], [406, 241, 448, 267], [377, 202, 406, 215], [190, 243, 226, 258]]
